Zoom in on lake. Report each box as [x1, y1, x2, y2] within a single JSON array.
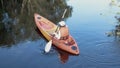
[[0, 0, 120, 68]]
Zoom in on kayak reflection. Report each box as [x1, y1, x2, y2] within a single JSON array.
[[57, 48, 69, 63], [56, 48, 79, 63]]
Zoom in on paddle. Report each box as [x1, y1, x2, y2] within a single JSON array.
[[54, 8, 67, 39], [45, 40, 52, 53], [45, 9, 67, 53]]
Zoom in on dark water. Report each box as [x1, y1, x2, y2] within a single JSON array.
[[1, 0, 120, 68]]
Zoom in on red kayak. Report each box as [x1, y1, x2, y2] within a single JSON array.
[[34, 13, 79, 55]]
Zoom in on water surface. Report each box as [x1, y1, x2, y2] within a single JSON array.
[[1, 0, 120, 68]]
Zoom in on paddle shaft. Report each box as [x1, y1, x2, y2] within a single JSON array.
[[55, 9, 67, 32], [62, 9, 67, 19]]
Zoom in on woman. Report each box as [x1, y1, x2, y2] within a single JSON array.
[[58, 21, 69, 40], [52, 21, 75, 45]]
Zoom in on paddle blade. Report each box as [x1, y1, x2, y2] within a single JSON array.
[[45, 40, 52, 53]]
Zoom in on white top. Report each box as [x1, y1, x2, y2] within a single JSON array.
[[58, 21, 66, 26]]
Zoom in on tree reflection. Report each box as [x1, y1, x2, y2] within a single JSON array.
[[0, 0, 72, 46], [106, 0, 120, 37]]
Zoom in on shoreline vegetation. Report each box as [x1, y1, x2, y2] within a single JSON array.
[[0, 0, 72, 46]]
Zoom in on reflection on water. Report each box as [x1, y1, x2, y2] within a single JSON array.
[[57, 49, 79, 64], [106, 0, 120, 38], [57, 49, 69, 63], [0, 0, 72, 47]]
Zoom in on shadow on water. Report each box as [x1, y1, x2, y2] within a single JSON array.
[[0, 0, 72, 47]]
